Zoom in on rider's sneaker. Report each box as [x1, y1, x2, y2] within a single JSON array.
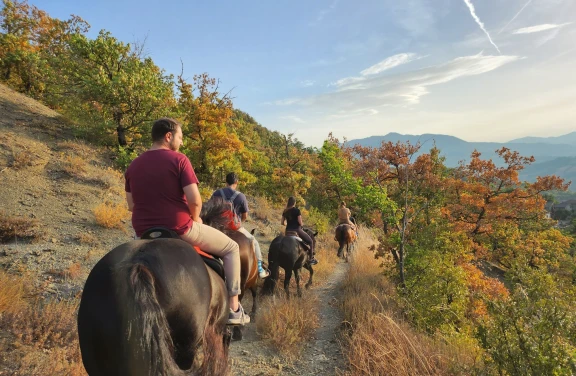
[[308, 258, 319, 265], [227, 303, 250, 325], [258, 269, 270, 279]]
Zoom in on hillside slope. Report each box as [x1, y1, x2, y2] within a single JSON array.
[[0, 83, 130, 286]]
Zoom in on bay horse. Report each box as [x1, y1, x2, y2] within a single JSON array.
[[335, 224, 357, 262], [262, 228, 317, 298], [77, 201, 238, 376], [202, 198, 259, 341]]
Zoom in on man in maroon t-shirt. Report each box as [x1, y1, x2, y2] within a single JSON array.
[[125, 118, 249, 325]]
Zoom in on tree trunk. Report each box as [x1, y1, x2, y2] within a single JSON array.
[[114, 112, 127, 146], [398, 243, 405, 286], [117, 126, 127, 146]]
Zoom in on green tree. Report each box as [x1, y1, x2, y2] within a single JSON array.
[[478, 266, 576, 375], [66, 30, 175, 146]]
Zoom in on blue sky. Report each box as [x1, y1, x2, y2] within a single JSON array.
[[33, 0, 576, 146]]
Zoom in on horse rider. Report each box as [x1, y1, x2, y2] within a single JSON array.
[[338, 201, 358, 235], [281, 196, 318, 265], [211, 172, 270, 279], [124, 118, 249, 325]]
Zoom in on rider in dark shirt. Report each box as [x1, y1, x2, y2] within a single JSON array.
[[281, 197, 318, 265]]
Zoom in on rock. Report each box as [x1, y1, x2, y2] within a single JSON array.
[[276, 364, 282, 371], [241, 350, 250, 356], [51, 238, 57, 243]]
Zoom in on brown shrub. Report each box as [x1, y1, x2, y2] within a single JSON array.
[[0, 211, 40, 242], [257, 293, 319, 359], [3, 297, 85, 376], [7, 298, 79, 349], [0, 270, 28, 315], [10, 148, 34, 169], [17, 346, 86, 376], [93, 201, 129, 229]]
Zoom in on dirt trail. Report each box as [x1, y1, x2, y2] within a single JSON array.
[[228, 261, 349, 376]]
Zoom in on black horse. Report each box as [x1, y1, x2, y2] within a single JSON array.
[[78, 204, 235, 376], [262, 228, 317, 298]]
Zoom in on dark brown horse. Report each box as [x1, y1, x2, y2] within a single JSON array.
[[78, 201, 242, 376], [262, 228, 317, 298], [335, 224, 357, 262], [77, 238, 230, 376]]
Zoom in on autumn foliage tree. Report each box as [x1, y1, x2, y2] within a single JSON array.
[[0, 0, 88, 97]]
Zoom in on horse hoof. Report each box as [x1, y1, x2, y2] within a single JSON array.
[[231, 326, 243, 341]]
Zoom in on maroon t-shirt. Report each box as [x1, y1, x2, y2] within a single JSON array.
[[125, 149, 199, 237]]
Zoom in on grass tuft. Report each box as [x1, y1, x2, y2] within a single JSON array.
[[0, 211, 40, 243], [257, 293, 320, 360], [93, 201, 129, 229]]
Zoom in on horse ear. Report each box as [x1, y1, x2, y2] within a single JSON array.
[[314, 231, 318, 237]]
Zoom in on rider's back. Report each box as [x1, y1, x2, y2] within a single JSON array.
[[125, 149, 198, 237], [338, 206, 351, 222]]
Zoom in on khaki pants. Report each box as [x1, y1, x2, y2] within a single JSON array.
[[181, 222, 241, 296], [237, 227, 262, 262]]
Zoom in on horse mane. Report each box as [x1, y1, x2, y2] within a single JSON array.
[[200, 197, 231, 231]]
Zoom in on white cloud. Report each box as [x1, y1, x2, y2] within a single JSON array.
[[280, 115, 306, 123], [275, 53, 521, 109], [512, 23, 572, 34], [331, 53, 425, 88], [360, 53, 423, 76], [300, 80, 315, 87]]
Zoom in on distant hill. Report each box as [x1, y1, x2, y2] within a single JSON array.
[[522, 157, 576, 185], [508, 132, 576, 145], [347, 132, 576, 183]]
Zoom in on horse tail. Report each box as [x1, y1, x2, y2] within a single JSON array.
[[337, 225, 346, 243], [126, 263, 184, 376], [262, 237, 282, 295], [201, 321, 230, 375]]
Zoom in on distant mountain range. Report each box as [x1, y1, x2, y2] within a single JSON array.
[[347, 131, 576, 184]]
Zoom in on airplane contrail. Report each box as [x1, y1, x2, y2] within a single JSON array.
[[499, 0, 534, 34], [462, 0, 501, 54]]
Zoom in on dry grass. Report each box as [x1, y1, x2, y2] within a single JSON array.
[[93, 201, 129, 229], [0, 211, 40, 243], [257, 293, 320, 360], [76, 232, 98, 246], [57, 140, 92, 157], [0, 270, 28, 315], [65, 262, 82, 280], [311, 231, 340, 285], [96, 167, 125, 195], [251, 196, 279, 222], [10, 147, 34, 169], [339, 232, 480, 375], [1, 297, 85, 375], [62, 154, 88, 176]]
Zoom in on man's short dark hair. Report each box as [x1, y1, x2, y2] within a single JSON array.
[[151, 118, 180, 142], [226, 172, 239, 185]]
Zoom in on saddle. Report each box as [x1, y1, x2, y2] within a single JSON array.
[[285, 230, 310, 251], [140, 227, 225, 280]]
